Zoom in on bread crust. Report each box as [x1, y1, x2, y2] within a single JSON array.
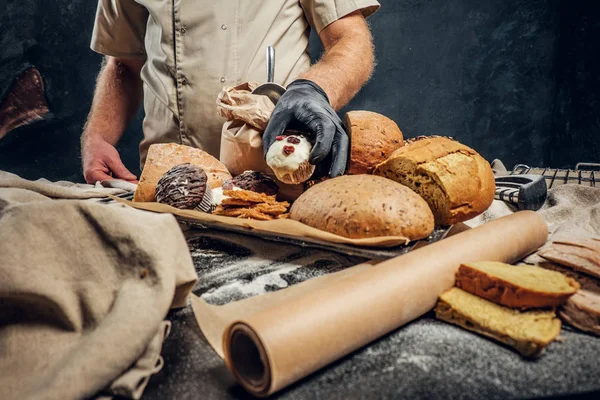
[[374, 137, 495, 225], [289, 175, 434, 240], [133, 143, 232, 202], [345, 111, 404, 175], [456, 263, 579, 309]]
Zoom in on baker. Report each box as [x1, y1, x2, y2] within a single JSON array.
[[81, 0, 380, 184]]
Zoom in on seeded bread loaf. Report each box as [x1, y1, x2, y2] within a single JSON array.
[[133, 143, 232, 202], [289, 175, 434, 240], [456, 261, 580, 309], [373, 137, 495, 226], [344, 111, 404, 175], [435, 287, 562, 357]]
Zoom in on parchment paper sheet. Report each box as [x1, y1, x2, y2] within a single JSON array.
[[190, 211, 548, 397], [114, 198, 411, 247]]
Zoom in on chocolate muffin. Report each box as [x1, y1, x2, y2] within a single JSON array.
[[222, 170, 279, 196], [155, 163, 213, 212]]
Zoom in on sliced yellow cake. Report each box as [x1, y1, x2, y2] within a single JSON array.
[[435, 287, 562, 357], [456, 261, 580, 309]]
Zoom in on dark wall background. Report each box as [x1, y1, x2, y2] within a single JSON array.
[[0, 0, 598, 183]]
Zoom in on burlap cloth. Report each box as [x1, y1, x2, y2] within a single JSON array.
[[2, 161, 598, 399], [465, 160, 600, 264], [0, 172, 198, 400]]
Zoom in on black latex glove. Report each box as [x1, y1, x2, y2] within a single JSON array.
[[262, 79, 349, 177]]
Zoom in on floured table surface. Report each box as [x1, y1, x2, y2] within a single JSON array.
[[139, 228, 600, 400]]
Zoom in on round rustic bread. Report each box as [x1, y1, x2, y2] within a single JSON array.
[[133, 143, 232, 202], [373, 137, 495, 226], [289, 175, 434, 240], [345, 111, 404, 175]]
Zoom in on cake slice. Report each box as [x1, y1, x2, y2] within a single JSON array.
[[435, 287, 561, 357], [456, 261, 579, 309]]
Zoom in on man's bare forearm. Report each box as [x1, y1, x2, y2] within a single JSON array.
[[301, 12, 374, 111], [81, 56, 144, 149]]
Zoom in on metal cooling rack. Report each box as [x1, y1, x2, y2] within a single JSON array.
[[510, 162, 599, 189]]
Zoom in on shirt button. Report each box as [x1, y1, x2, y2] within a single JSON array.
[[221, 24, 227, 30], [220, 77, 226, 83], [181, 76, 188, 85], [180, 26, 186, 34]]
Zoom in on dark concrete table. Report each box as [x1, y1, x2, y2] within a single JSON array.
[[142, 229, 600, 400]]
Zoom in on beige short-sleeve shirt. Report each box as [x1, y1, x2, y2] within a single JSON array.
[[91, 0, 380, 168]]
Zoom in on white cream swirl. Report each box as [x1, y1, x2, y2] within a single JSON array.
[[266, 134, 312, 182]]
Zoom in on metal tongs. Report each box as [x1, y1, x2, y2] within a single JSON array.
[[494, 174, 547, 211]]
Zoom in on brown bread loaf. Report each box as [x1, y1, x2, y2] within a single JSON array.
[[558, 290, 600, 336], [538, 238, 600, 279], [133, 143, 232, 202], [435, 287, 562, 357], [538, 261, 600, 294], [373, 137, 495, 226], [456, 261, 580, 309], [344, 111, 404, 175], [289, 175, 434, 240]]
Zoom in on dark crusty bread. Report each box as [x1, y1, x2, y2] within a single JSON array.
[[456, 261, 580, 309], [373, 137, 495, 226], [435, 287, 562, 357], [538, 261, 600, 294], [538, 239, 600, 279], [289, 175, 434, 240], [559, 290, 600, 336], [344, 111, 404, 175]]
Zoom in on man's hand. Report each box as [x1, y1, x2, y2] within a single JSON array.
[[82, 135, 137, 184], [263, 11, 374, 177], [81, 56, 144, 183], [262, 79, 349, 177], [300, 11, 374, 111]]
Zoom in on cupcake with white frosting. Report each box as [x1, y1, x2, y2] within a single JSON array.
[[266, 133, 315, 185]]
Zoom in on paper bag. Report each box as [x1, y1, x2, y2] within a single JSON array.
[[217, 82, 273, 176], [217, 82, 303, 201]]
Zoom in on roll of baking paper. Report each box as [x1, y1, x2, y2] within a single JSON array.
[[195, 211, 548, 397]]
